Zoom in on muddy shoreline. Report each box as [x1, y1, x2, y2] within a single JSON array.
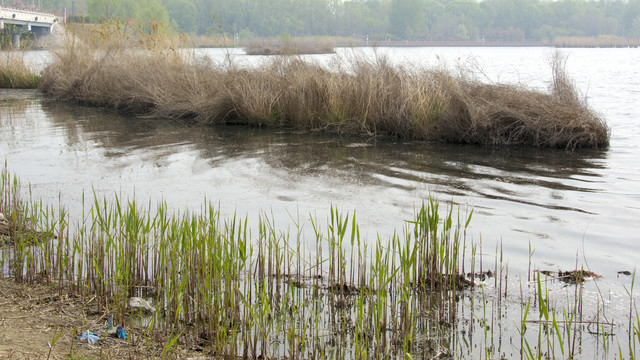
[[0, 278, 206, 359]]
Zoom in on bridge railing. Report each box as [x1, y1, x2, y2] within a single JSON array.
[[0, 7, 58, 24]]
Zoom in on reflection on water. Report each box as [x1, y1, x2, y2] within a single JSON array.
[[38, 92, 609, 211], [2, 87, 634, 280]]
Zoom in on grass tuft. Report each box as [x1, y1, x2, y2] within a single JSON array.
[[0, 51, 41, 89]]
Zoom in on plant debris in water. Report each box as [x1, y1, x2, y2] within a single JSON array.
[[539, 269, 601, 284], [467, 269, 494, 282], [0, 212, 55, 247]]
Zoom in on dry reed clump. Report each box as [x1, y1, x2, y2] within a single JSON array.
[[39, 25, 610, 149], [462, 53, 609, 149], [244, 39, 335, 55], [0, 51, 40, 89]]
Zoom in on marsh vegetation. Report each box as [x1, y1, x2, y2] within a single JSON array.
[[1, 159, 639, 359], [1, 23, 633, 358], [0, 50, 41, 88], [35, 22, 609, 150], [0, 161, 473, 358]]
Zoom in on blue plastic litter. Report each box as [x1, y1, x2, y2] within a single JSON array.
[[77, 331, 100, 345], [106, 315, 126, 341], [115, 325, 126, 340]]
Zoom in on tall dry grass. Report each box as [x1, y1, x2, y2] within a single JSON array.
[[39, 23, 609, 149], [462, 53, 609, 149], [0, 51, 40, 89]]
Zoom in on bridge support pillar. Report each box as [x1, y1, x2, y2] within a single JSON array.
[[12, 33, 19, 48]]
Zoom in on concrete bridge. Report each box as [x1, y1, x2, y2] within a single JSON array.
[[0, 7, 59, 47]]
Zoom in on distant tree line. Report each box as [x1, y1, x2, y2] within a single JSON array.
[[4, 0, 640, 41]]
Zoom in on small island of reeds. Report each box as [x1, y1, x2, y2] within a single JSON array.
[[555, 35, 640, 48], [33, 22, 610, 150], [244, 38, 336, 55]]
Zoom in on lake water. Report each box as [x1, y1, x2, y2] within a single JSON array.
[[1, 46, 639, 284]]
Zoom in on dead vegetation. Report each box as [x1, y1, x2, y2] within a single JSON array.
[[0, 212, 56, 248], [539, 269, 602, 284], [0, 51, 41, 89], [38, 22, 610, 149], [244, 38, 335, 55]]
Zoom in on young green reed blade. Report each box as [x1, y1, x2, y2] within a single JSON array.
[[161, 331, 183, 357], [537, 273, 549, 321], [552, 310, 565, 357]]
